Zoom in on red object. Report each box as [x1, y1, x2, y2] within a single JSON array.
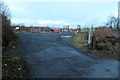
[[52, 28, 62, 33]]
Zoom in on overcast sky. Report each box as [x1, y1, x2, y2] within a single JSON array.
[[4, 0, 118, 28]]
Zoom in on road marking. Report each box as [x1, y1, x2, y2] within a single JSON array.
[[61, 36, 72, 38]]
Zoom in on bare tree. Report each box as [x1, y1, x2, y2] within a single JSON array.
[[0, 1, 16, 52], [106, 16, 118, 29]]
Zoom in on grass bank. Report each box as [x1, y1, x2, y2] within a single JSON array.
[[72, 33, 119, 61], [2, 34, 30, 79]]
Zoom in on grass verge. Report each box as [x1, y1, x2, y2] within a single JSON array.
[[2, 37, 30, 79], [72, 33, 119, 61]]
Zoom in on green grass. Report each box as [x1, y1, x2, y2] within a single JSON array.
[[72, 33, 88, 50]]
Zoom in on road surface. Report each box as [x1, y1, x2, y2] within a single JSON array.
[[18, 32, 119, 78]]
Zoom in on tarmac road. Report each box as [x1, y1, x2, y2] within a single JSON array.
[[18, 32, 119, 78]]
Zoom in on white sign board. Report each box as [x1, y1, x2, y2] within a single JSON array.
[[15, 27, 19, 30]]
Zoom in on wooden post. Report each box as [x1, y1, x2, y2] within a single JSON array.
[[92, 35, 96, 50], [90, 26, 96, 50], [88, 28, 91, 44]]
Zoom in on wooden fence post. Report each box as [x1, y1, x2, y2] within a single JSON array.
[[91, 35, 96, 50], [90, 26, 96, 50], [88, 28, 91, 44]]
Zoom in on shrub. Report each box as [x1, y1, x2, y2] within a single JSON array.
[[96, 42, 111, 50], [1, 2, 16, 52]]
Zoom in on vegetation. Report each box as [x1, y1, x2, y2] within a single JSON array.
[[72, 32, 88, 51], [2, 44, 30, 78], [1, 2, 29, 78], [72, 27, 119, 60], [1, 2, 16, 52], [105, 16, 119, 29]]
